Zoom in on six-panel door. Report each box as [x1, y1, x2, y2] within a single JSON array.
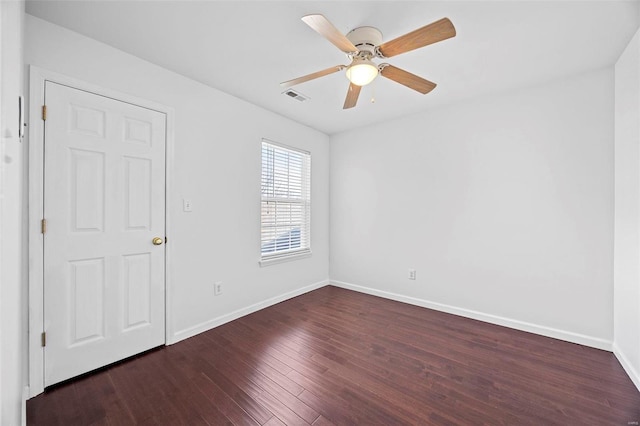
[[43, 81, 166, 386]]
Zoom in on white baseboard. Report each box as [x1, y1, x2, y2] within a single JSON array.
[[170, 279, 329, 344], [330, 280, 613, 351], [169, 277, 615, 354], [613, 344, 640, 392]]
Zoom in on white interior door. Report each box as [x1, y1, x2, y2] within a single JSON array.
[[43, 81, 166, 386]]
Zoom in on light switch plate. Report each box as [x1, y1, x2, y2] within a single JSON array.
[[183, 199, 193, 212]]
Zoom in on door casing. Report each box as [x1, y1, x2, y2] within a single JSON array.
[[28, 66, 176, 398]]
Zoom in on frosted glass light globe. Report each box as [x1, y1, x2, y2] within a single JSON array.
[[345, 59, 379, 86]]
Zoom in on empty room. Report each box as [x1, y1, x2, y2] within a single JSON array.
[[1, 0, 640, 424]]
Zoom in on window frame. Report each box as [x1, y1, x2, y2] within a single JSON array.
[[259, 138, 311, 266]]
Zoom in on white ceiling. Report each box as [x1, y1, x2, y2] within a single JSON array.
[[26, 1, 640, 135]]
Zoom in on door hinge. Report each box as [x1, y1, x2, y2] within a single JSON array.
[[41, 332, 46, 347], [41, 218, 47, 234], [42, 105, 47, 121]]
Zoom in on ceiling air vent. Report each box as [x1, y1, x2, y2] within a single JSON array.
[[282, 89, 309, 102]]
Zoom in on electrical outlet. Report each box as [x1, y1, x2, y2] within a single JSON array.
[[408, 269, 416, 280], [183, 198, 193, 212], [214, 281, 223, 296]]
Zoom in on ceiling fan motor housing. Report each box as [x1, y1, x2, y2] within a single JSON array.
[[346, 26, 383, 56]]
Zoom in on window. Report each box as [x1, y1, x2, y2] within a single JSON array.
[[260, 139, 311, 264]]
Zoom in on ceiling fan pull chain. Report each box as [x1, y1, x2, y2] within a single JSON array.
[[371, 79, 376, 103]]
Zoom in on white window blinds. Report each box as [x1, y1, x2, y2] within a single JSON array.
[[260, 140, 311, 261]]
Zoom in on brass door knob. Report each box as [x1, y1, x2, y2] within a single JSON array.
[[152, 237, 163, 246]]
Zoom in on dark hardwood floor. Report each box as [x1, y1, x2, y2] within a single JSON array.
[[28, 286, 640, 425]]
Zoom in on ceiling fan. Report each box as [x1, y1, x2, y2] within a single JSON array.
[[280, 14, 456, 109]]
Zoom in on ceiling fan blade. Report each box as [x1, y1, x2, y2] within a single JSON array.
[[380, 64, 437, 94], [377, 18, 456, 58], [280, 65, 345, 88], [343, 83, 361, 109], [302, 14, 358, 53]]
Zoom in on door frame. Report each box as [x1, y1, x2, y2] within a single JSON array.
[[28, 66, 175, 398]]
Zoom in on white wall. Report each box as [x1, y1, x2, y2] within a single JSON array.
[[614, 27, 640, 391], [25, 14, 329, 347], [330, 68, 615, 349], [1, 1, 25, 424]]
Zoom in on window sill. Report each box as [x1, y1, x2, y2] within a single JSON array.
[[259, 250, 312, 267]]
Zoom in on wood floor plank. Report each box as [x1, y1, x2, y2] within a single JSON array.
[[215, 323, 295, 376], [201, 330, 306, 397], [263, 417, 287, 426], [197, 341, 314, 425], [84, 374, 135, 426], [310, 415, 334, 426], [294, 378, 406, 425], [194, 356, 274, 424], [192, 373, 261, 426], [27, 286, 640, 425], [376, 326, 629, 423], [135, 332, 267, 425]]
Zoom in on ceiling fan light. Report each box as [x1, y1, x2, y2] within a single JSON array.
[[345, 59, 379, 86]]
